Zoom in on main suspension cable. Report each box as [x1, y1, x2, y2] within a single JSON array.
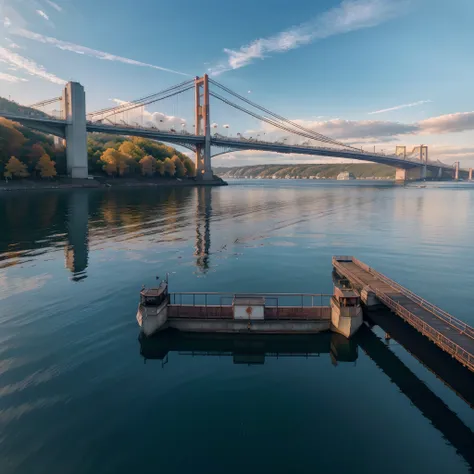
[[210, 78, 358, 151], [88, 79, 194, 118], [94, 85, 194, 123], [210, 91, 349, 148]]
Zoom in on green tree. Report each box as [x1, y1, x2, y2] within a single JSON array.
[[4, 156, 29, 179]]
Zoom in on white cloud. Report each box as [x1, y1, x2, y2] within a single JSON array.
[[209, 0, 407, 75], [297, 118, 418, 140], [45, 0, 62, 12], [0, 72, 28, 82], [13, 28, 191, 76], [36, 10, 50, 21], [369, 100, 432, 115], [4, 17, 12, 27], [0, 47, 66, 84], [419, 112, 474, 135], [254, 110, 474, 145], [4, 38, 22, 49]]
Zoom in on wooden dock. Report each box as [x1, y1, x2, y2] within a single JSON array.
[[333, 256, 474, 372]]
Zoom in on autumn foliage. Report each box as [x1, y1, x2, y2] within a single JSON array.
[[4, 156, 29, 179], [36, 154, 57, 178], [0, 100, 197, 180]]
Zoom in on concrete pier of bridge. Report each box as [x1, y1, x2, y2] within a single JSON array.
[[395, 167, 425, 182], [61, 82, 88, 179]]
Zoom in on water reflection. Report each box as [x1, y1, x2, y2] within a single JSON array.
[[139, 330, 358, 366], [365, 308, 474, 408], [356, 324, 474, 468], [0, 186, 215, 279], [139, 326, 474, 468], [194, 188, 212, 273], [65, 191, 89, 281]]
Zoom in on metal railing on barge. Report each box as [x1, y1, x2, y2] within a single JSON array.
[[169, 292, 332, 308]]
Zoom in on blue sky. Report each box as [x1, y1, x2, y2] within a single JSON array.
[[1, 0, 474, 166]]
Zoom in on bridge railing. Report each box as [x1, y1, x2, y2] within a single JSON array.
[[350, 257, 474, 340], [169, 292, 332, 308], [332, 256, 474, 371], [374, 290, 474, 371]]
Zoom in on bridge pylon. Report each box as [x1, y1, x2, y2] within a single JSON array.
[[194, 75, 213, 181], [61, 82, 88, 179], [454, 161, 460, 180]]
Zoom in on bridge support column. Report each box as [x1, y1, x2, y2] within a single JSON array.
[[438, 167, 442, 179], [62, 82, 88, 179], [469, 168, 473, 181], [454, 161, 460, 180], [395, 167, 422, 183], [194, 75, 213, 181]]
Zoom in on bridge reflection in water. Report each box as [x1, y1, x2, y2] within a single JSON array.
[[139, 323, 474, 468], [194, 187, 212, 273], [65, 190, 89, 281], [139, 330, 357, 366]]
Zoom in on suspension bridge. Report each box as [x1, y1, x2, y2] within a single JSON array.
[[0, 75, 471, 181]]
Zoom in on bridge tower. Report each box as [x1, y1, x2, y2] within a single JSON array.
[[194, 75, 213, 181], [394, 145, 429, 182], [454, 161, 460, 180], [61, 82, 88, 179]]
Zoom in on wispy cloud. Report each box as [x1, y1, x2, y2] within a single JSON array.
[[36, 10, 50, 21], [0, 72, 28, 83], [12, 28, 191, 76], [0, 47, 66, 84], [368, 100, 432, 115], [4, 37, 22, 49], [45, 0, 62, 12], [209, 0, 407, 75]]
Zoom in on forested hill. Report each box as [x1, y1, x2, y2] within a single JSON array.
[[214, 163, 396, 179], [0, 96, 196, 179], [0, 97, 50, 118]]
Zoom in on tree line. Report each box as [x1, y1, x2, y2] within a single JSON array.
[[0, 117, 196, 180]]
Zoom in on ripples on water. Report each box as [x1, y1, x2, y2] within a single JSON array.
[[0, 180, 473, 474]]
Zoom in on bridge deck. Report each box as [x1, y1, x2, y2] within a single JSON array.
[[332, 256, 474, 372]]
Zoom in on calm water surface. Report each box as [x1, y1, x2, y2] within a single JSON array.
[[0, 180, 473, 473]]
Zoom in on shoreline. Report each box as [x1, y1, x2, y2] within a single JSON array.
[[0, 177, 228, 192]]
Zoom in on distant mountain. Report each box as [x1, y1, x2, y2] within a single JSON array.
[[213, 163, 395, 180]]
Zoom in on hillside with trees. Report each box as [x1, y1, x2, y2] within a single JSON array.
[[0, 96, 196, 181], [214, 163, 396, 180]]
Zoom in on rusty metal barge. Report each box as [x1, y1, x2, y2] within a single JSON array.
[[137, 256, 474, 373]]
